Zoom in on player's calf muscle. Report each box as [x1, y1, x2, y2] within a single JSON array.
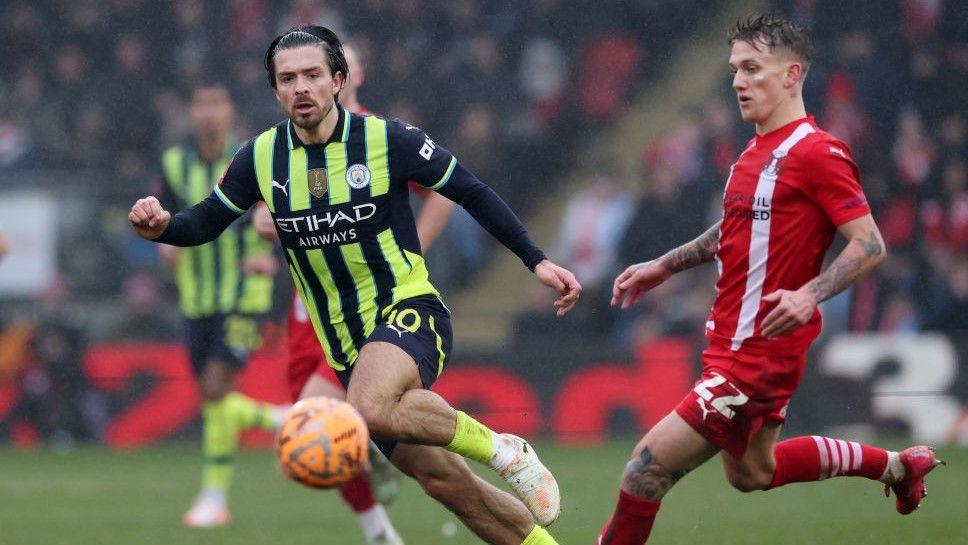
[[620, 448, 688, 500]]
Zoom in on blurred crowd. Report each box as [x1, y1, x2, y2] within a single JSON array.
[[0, 0, 701, 298], [0, 0, 702, 443], [537, 0, 967, 350], [0, 1, 966, 443]]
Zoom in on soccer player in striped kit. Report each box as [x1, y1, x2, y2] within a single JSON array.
[[599, 15, 942, 544], [155, 82, 285, 528], [250, 41, 454, 545], [131, 25, 578, 545]]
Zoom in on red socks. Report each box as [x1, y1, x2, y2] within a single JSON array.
[[598, 490, 661, 545], [770, 436, 888, 488], [339, 471, 376, 513]]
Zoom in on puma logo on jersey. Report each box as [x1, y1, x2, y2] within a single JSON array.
[[272, 178, 290, 196], [829, 146, 847, 159], [386, 323, 408, 338], [696, 397, 715, 421]]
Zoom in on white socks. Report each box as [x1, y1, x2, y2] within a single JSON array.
[[197, 487, 227, 505], [357, 504, 398, 541], [487, 433, 516, 471], [880, 451, 906, 484]]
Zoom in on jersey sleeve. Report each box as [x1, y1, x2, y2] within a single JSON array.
[[805, 139, 871, 226], [386, 120, 458, 190], [212, 140, 262, 214], [155, 141, 260, 247]]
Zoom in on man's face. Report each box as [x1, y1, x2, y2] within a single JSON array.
[[728, 38, 799, 126], [189, 86, 234, 136], [272, 45, 344, 130]]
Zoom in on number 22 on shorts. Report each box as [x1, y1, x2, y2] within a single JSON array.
[[693, 373, 749, 420]]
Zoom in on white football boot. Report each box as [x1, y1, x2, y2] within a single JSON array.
[[182, 490, 230, 528], [490, 434, 561, 526]]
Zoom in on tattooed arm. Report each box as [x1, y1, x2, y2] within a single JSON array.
[[611, 221, 721, 309], [659, 221, 722, 273], [760, 214, 886, 338]]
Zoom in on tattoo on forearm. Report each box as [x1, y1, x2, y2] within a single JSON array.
[[857, 231, 883, 257], [661, 222, 722, 273], [806, 231, 884, 303], [621, 448, 689, 500]]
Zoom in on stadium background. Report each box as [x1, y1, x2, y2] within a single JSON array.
[[0, 1, 966, 544]]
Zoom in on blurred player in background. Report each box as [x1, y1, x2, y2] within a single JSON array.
[[0, 231, 7, 262], [598, 15, 942, 544], [131, 25, 579, 545], [154, 82, 284, 528], [251, 41, 454, 545]]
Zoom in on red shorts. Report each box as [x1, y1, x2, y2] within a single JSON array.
[[286, 295, 342, 403], [675, 345, 807, 459]]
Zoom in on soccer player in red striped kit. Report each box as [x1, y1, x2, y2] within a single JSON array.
[[598, 15, 943, 544]]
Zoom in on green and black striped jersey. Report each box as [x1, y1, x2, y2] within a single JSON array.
[[157, 140, 274, 318], [158, 108, 546, 370]]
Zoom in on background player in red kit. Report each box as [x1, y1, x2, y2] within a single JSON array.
[[250, 41, 454, 545], [597, 15, 943, 545]]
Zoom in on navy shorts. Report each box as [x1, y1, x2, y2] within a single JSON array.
[[335, 295, 453, 457], [184, 313, 267, 375]]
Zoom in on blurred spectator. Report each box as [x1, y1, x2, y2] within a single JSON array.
[[517, 37, 568, 130], [552, 172, 633, 294], [576, 35, 644, 124], [893, 108, 936, 188], [0, 115, 35, 171], [921, 256, 968, 336], [921, 158, 968, 256], [618, 165, 704, 269], [2, 278, 105, 445]]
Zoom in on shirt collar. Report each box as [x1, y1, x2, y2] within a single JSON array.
[[287, 106, 349, 150], [756, 114, 815, 140]]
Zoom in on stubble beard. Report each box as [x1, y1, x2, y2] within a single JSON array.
[[290, 101, 333, 131]]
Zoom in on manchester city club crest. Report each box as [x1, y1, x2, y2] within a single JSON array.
[[345, 163, 372, 189], [307, 168, 328, 198]]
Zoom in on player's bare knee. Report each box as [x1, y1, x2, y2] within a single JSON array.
[[725, 468, 772, 492], [620, 447, 687, 501], [199, 375, 229, 401]]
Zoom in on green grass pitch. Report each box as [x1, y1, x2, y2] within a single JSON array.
[[2, 441, 965, 544]]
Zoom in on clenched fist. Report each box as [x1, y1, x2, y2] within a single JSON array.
[[129, 196, 171, 240]]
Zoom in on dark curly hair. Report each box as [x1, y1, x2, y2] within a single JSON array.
[[264, 25, 350, 99]]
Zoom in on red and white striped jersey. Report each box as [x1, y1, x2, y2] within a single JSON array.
[[707, 116, 870, 356]]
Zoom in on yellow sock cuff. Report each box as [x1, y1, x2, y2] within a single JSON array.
[[201, 399, 236, 491], [444, 411, 494, 465], [202, 462, 234, 492], [521, 525, 558, 545]]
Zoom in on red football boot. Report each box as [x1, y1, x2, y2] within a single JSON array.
[[885, 446, 945, 515]]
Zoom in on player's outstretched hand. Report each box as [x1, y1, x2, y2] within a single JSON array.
[[534, 260, 581, 317], [611, 260, 672, 309], [760, 289, 817, 338], [128, 196, 171, 240]]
